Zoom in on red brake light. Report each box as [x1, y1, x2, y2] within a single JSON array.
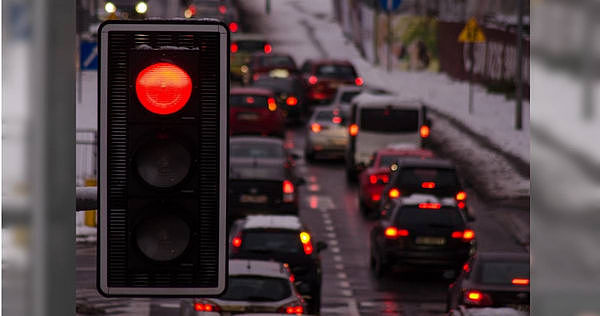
[[308, 75, 318, 85], [355, 77, 364, 86], [218, 5, 227, 14], [421, 181, 436, 189], [463, 263, 470, 272], [195, 303, 219, 312], [289, 274, 295, 283], [384, 226, 409, 239], [332, 116, 342, 124], [512, 278, 529, 285], [311, 123, 322, 133], [458, 201, 466, 209], [302, 242, 313, 255], [420, 125, 430, 138], [229, 22, 238, 33], [246, 96, 255, 104], [231, 42, 238, 53], [286, 96, 298, 106], [467, 291, 482, 302], [462, 229, 475, 241], [369, 174, 389, 184], [451, 231, 463, 239], [283, 180, 294, 194], [388, 188, 400, 199], [349, 123, 359, 136], [371, 194, 381, 201], [282, 306, 304, 314], [418, 202, 441, 209], [264, 43, 272, 54], [456, 191, 467, 201], [232, 236, 242, 248], [464, 290, 493, 306], [135, 62, 192, 115], [268, 97, 277, 111]]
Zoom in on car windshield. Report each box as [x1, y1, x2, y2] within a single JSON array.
[[241, 231, 303, 254], [231, 142, 284, 159], [315, 110, 346, 125], [315, 65, 356, 79], [360, 108, 419, 133], [394, 207, 464, 227], [259, 56, 295, 68], [340, 91, 361, 103], [396, 167, 459, 189], [231, 95, 269, 108], [219, 276, 291, 301], [478, 261, 530, 285], [235, 40, 267, 53]]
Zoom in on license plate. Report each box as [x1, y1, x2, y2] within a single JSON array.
[[240, 194, 268, 203], [331, 138, 347, 145], [237, 112, 259, 121], [415, 236, 446, 245]]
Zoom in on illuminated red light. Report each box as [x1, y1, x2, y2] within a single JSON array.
[[384, 226, 409, 239], [462, 229, 475, 241], [286, 96, 298, 106], [188, 5, 197, 15], [246, 96, 255, 104], [231, 42, 238, 53], [420, 125, 430, 138], [355, 77, 364, 86], [421, 181, 436, 189], [308, 75, 318, 85], [289, 274, 295, 283], [418, 202, 441, 209], [512, 278, 529, 285], [302, 242, 313, 255], [388, 188, 400, 199], [283, 180, 294, 194], [451, 231, 463, 238], [467, 291, 482, 301], [218, 5, 227, 14], [349, 123, 359, 136], [264, 43, 272, 54], [229, 22, 238, 33], [285, 306, 304, 314], [311, 123, 322, 133], [456, 191, 467, 201], [371, 194, 381, 201], [268, 97, 277, 111], [194, 303, 218, 312], [458, 201, 466, 209], [135, 62, 192, 115], [463, 263, 470, 272], [332, 116, 342, 124]]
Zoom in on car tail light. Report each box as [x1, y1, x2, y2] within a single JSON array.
[[464, 290, 493, 306], [458, 201, 466, 209], [512, 278, 529, 285], [135, 62, 192, 115], [349, 123, 359, 136], [283, 180, 295, 203], [420, 125, 430, 138], [355, 77, 364, 86], [332, 116, 342, 124], [421, 181, 435, 189], [299, 232, 313, 255], [451, 229, 475, 241], [231, 42, 238, 53], [253, 73, 260, 81], [388, 188, 400, 199], [308, 75, 318, 85], [456, 191, 467, 201], [232, 236, 242, 248], [418, 202, 441, 209], [369, 174, 389, 184], [463, 263, 470, 272], [218, 4, 227, 14], [286, 96, 298, 106], [311, 123, 322, 133], [384, 226, 409, 239], [371, 194, 381, 201], [289, 274, 295, 282], [278, 305, 304, 314], [194, 302, 220, 312], [228, 22, 238, 33], [264, 43, 272, 54], [267, 97, 277, 111]]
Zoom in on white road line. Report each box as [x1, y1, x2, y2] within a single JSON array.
[[329, 239, 339, 246], [308, 183, 320, 192], [331, 247, 340, 253], [327, 232, 337, 239], [342, 289, 353, 297], [333, 255, 343, 262], [324, 219, 332, 225], [339, 281, 351, 288], [334, 264, 345, 270], [337, 272, 347, 279], [325, 225, 334, 231]]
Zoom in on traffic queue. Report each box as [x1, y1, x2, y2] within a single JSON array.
[[179, 25, 529, 316]]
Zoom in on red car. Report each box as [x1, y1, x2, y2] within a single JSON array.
[[358, 147, 434, 216], [230, 87, 285, 137], [300, 59, 363, 104]]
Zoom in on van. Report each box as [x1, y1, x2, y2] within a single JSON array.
[[345, 92, 431, 180]]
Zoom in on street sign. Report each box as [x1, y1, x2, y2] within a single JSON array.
[[98, 20, 229, 297], [379, 0, 402, 12], [80, 41, 98, 70], [458, 17, 486, 43]]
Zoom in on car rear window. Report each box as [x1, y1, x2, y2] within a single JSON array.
[[396, 167, 459, 188], [219, 276, 291, 301], [394, 207, 464, 227], [315, 110, 346, 124], [231, 95, 269, 108], [258, 56, 295, 69], [241, 230, 303, 254], [360, 108, 419, 133], [478, 261, 530, 285], [229, 166, 284, 180], [315, 65, 356, 79], [231, 142, 284, 159], [235, 40, 267, 52]]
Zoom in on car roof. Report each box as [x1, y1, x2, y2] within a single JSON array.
[[352, 92, 423, 108], [241, 215, 303, 231], [395, 157, 455, 169], [398, 193, 458, 208], [232, 33, 268, 41], [230, 136, 284, 145], [231, 87, 273, 96], [229, 259, 289, 278]]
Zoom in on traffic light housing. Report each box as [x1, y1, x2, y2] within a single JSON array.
[[98, 20, 229, 296]]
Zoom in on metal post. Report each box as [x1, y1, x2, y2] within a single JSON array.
[[468, 43, 474, 114], [387, 0, 392, 72], [266, 0, 271, 14], [515, 0, 523, 129]]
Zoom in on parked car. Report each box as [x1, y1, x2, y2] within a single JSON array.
[[180, 259, 306, 315], [446, 252, 530, 312], [229, 215, 327, 314], [345, 92, 431, 181], [358, 146, 435, 217], [252, 74, 306, 123], [300, 59, 363, 104], [231, 33, 271, 81], [246, 53, 298, 84], [304, 107, 348, 161], [230, 87, 285, 137], [370, 194, 476, 278]]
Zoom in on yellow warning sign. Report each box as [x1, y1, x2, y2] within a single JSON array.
[[458, 18, 486, 43]]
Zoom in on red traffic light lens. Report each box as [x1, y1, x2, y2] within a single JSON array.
[[135, 62, 192, 115]]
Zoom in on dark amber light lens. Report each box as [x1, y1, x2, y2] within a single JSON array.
[[135, 140, 192, 188]]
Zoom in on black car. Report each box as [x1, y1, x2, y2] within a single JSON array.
[[229, 215, 327, 314], [380, 158, 472, 220], [446, 252, 530, 312], [247, 53, 298, 83], [370, 195, 476, 278], [252, 75, 307, 123], [229, 136, 302, 220]]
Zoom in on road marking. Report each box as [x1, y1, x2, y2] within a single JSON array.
[[324, 219, 332, 225], [325, 225, 334, 231], [335, 264, 345, 270], [333, 255, 343, 262], [328, 232, 337, 239], [342, 289, 353, 297], [360, 301, 377, 307], [337, 272, 347, 279], [331, 247, 340, 253], [339, 281, 351, 288], [308, 183, 320, 192], [308, 175, 317, 183], [329, 239, 338, 246]]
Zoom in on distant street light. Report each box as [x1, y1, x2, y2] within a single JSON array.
[[135, 1, 148, 14], [104, 2, 116, 14]]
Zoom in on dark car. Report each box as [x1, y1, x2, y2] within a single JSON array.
[[380, 158, 472, 220], [300, 59, 363, 104], [369, 194, 476, 278], [252, 75, 307, 123], [246, 53, 298, 84], [229, 215, 327, 314], [229, 137, 302, 220], [230, 87, 285, 137], [446, 252, 530, 312]]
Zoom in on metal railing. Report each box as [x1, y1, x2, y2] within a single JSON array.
[[76, 129, 97, 186]]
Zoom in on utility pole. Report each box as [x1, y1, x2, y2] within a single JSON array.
[[515, 0, 523, 130], [387, 0, 392, 72]]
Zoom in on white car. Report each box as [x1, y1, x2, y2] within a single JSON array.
[[304, 107, 348, 161]]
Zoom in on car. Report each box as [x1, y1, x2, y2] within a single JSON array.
[[229, 137, 303, 220], [379, 157, 473, 220], [358, 146, 435, 217], [446, 252, 530, 312], [230, 87, 285, 137], [252, 74, 307, 123], [369, 194, 476, 278], [344, 92, 431, 181], [180, 259, 306, 315], [304, 107, 348, 161], [229, 215, 327, 314], [231, 33, 271, 82], [299, 59, 363, 104], [246, 53, 298, 84], [330, 85, 390, 111]]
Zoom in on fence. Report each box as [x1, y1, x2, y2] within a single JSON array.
[[76, 129, 97, 186]]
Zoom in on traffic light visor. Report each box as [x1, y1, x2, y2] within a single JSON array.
[[135, 62, 192, 115]]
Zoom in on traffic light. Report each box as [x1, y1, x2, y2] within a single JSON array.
[[98, 20, 229, 296]]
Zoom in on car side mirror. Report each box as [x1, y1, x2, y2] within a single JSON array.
[[316, 241, 328, 253]]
